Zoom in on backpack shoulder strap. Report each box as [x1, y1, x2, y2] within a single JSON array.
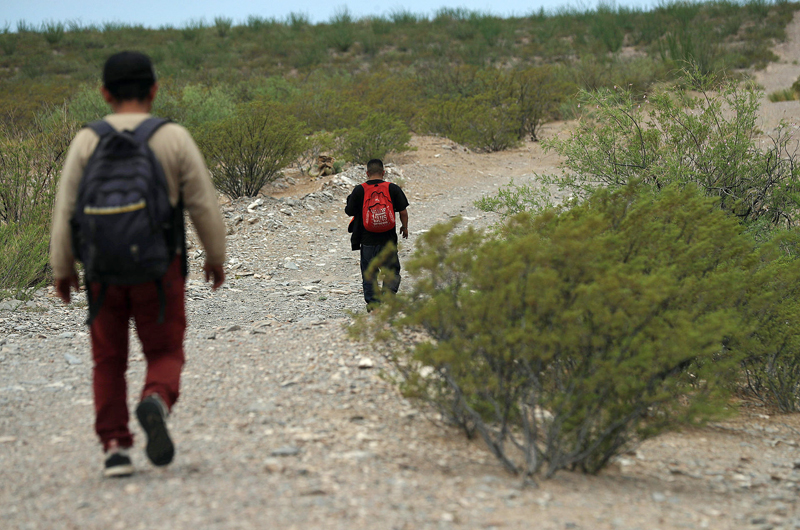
[[85, 120, 115, 138], [132, 117, 170, 143]]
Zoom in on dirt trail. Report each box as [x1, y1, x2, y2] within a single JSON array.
[[4, 15, 800, 530]]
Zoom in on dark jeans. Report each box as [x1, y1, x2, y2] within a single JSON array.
[[360, 244, 401, 305]]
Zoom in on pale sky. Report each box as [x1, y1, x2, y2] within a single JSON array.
[[3, 0, 657, 29]]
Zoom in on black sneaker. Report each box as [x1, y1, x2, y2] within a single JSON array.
[[104, 449, 134, 478], [136, 394, 174, 467]]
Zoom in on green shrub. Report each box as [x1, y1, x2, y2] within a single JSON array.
[[357, 182, 759, 477], [214, 16, 233, 38], [42, 21, 65, 45], [543, 69, 800, 226], [735, 228, 800, 412], [0, 106, 78, 225], [419, 95, 519, 152], [340, 112, 411, 163], [177, 84, 237, 130], [0, 107, 79, 296], [326, 7, 356, 52], [67, 84, 108, 124], [196, 100, 309, 198], [513, 66, 572, 141], [0, 31, 17, 56], [0, 214, 51, 298]]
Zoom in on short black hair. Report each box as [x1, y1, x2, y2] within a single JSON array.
[[105, 80, 154, 102], [366, 159, 384, 175], [103, 51, 156, 102]]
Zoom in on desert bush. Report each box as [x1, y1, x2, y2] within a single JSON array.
[[542, 69, 800, 226], [340, 112, 411, 163], [357, 182, 760, 477], [0, 106, 78, 224], [0, 107, 79, 295], [327, 7, 356, 52], [475, 178, 554, 217], [0, 28, 16, 56], [0, 210, 51, 298], [42, 21, 65, 45], [214, 16, 233, 38], [289, 85, 368, 132], [513, 66, 573, 141], [734, 228, 800, 412], [419, 94, 520, 152], [196, 100, 309, 198], [177, 84, 237, 130], [67, 84, 108, 124]]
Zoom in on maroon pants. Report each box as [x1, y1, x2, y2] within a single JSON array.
[[90, 258, 186, 451]]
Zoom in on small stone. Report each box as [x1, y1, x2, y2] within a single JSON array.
[[64, 353, 83, 365], [651, 492, 666, 503], [284, 262, 299, 270], [0, 436, 17, 443], [205, 332, 217, 340], [271, 446, 301, 457], [263, 458, 284, 473], [225, 325, 241, 332], [441, 512, 455, 523], [58, 332, 76, 339], [247, 199, 264, 211], [357, 357, 374, 369]]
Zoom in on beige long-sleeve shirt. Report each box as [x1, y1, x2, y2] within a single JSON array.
[[50, 113, 226, 280]]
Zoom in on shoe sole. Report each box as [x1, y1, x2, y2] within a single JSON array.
[[136, 399, 175, 466], [104, 463, 134, 478]]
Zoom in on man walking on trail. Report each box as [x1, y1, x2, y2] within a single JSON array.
[[50, 51, 227, 477], [345, 159, 409, 309]]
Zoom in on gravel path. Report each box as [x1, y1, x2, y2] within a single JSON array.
[[6, 22, 800, 527]]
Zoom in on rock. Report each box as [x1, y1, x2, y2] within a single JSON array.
[[271, 446, 301, 457], [284, 262, 299, 270], [64, 353, 83, 365], [651, 492, 666, 503], [0, 436, 17, 443], [205, 332, 217, 340], [58, 332, 76, 339], [247, 199, 264, 211], [225, 325, 242, 332], [357, 357, 374, 369], [263, 458, 284, 473]]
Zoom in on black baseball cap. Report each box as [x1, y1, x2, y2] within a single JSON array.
[[102, 51, 156, 86]]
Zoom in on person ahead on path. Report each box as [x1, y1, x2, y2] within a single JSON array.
[[49, 51, 227, 477], [345, 159, 409, 308]]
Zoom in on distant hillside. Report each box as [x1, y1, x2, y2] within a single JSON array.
[[0, 1, 798, 128]]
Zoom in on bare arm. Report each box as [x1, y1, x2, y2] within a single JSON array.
[[399, 210, 408, 239]]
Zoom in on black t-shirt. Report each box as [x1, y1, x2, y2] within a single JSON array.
[[345, 180, 409, 247]]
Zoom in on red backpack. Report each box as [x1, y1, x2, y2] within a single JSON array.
[[361, 181, 395, 233]]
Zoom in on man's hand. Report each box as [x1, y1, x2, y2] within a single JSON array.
[[55, 272, 80, 304], [203, 262, 225, 291], [399, 209, 409, 239]]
